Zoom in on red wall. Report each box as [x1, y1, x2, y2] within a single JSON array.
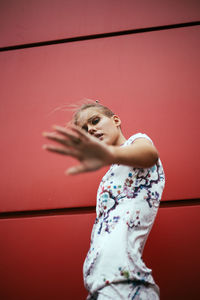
[[0, 1, 200, 299]]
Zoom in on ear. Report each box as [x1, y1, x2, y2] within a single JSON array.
[[112, 115, 121, 128]]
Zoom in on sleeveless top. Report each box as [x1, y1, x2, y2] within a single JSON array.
[[83, 133, 165, 294]]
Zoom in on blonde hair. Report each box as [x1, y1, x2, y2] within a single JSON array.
[[72, 99, 115, 125]]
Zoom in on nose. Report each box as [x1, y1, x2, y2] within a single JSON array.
[[88, 125, 96, 135]]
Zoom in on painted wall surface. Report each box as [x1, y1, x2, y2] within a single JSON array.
[[0, 206, 200, 300], [0, 0, 200, 47], [0, 27, 200, 212], [0, 1, 200, 299]]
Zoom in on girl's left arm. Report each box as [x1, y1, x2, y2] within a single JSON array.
[[109, 139, 159, 169], [43, 125, 159, 174]]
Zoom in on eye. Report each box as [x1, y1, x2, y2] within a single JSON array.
[[92, 117, 100, 125]]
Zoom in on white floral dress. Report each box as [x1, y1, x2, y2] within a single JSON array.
[[83, 133, 165, 299]]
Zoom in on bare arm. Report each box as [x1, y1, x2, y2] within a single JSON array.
[[109, 138, 159, 169], [43, 125, 159, 174]]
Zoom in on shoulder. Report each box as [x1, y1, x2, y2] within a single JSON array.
[[124, 133, 154, 146]]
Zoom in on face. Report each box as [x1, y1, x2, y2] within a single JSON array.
[[76, 107, 122, 146]]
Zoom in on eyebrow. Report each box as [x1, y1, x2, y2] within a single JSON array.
[[81, 114, 99, 128]]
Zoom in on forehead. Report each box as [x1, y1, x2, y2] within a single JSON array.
[[76, 107, 104, 126]]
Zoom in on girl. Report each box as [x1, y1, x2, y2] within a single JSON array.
[[43, 101, 165, 299]]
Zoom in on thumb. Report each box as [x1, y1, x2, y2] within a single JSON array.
[[65, 164, 87, 175]]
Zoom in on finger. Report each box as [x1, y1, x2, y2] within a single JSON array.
[[65, 164, 88, 175], [43, 132, 74, 147], [52, 125, 82, 144], [68, 125, 89, 141], [42, 144, 79, 158]]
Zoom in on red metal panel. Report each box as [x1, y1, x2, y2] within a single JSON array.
[[0, 27, 200, 212], [0, 0, 200, 47], [0, 206, 199, 299], [0, 213, 95, 300], [143, 205, 200, 300]]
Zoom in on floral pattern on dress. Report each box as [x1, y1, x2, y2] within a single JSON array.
[[83, 133, 165, 296]]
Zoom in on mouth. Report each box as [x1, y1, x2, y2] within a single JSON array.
[[94, 133, 104, 140]]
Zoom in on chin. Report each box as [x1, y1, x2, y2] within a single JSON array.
[[102, 139, 109, 145], [105, 140, 114, 146]]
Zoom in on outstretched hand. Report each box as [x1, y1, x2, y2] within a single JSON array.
[[42, 125, 114, 175]]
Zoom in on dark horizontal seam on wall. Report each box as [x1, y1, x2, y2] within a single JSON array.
[[0, 21, 199, 52], [0, 198, 200, 219]]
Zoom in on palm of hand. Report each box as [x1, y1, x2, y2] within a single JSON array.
[[43, 125, 114, 174]]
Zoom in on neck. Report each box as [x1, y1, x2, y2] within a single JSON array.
[[115, 131, 126, 146]]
